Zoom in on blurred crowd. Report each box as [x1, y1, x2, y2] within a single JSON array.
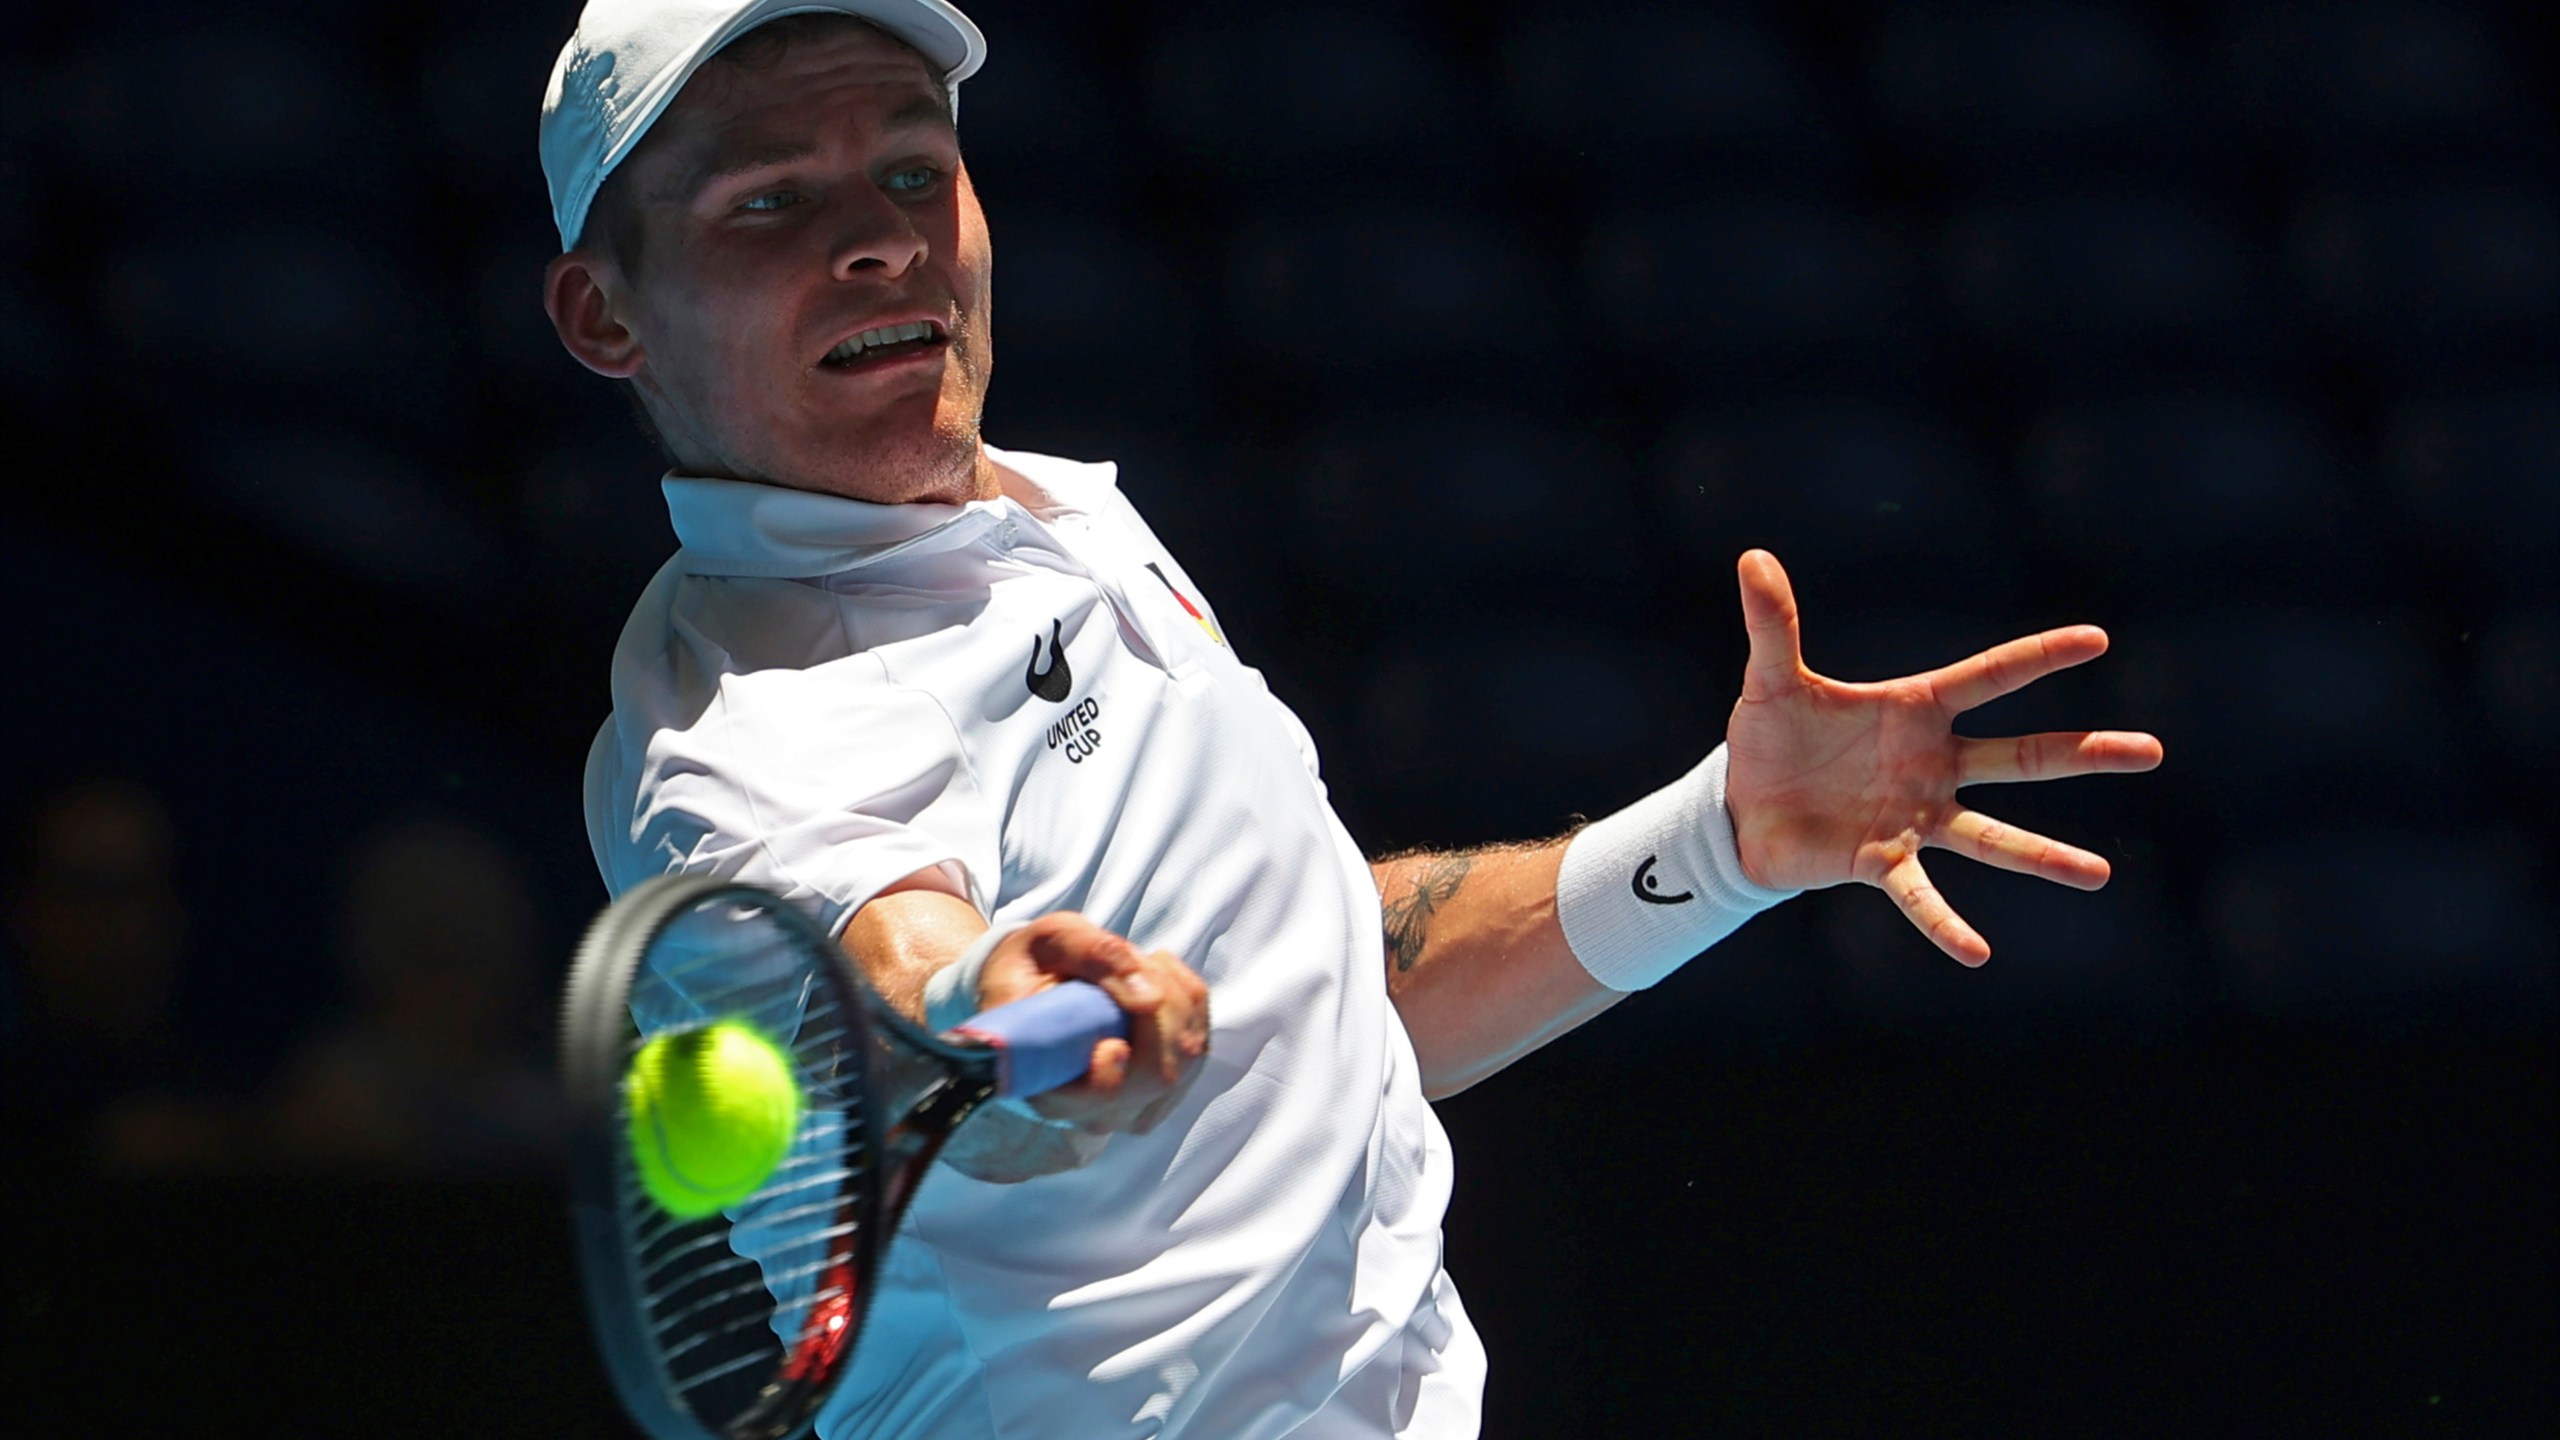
[[1, 0, 2553, 1178], [3, 780, 563, 1173]]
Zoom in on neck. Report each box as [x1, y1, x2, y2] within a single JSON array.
[[668, 442, 1000, 508]]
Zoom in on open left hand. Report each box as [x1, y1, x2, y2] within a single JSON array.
[[1723, 550, 2164, 965]]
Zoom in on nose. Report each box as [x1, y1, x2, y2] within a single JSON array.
[[829, 184, 929, 280]]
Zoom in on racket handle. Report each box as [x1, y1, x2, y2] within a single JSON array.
[[949, 981, 1131, 1098]]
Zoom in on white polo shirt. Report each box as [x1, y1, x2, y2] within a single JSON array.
[[585, 446, 1483, 1439]]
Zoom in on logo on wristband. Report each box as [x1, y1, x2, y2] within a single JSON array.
[[1631, 855, 1695, 906]]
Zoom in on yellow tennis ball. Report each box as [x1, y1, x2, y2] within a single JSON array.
[[625, 1020, 802, 1220]]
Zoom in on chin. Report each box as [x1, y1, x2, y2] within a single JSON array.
[[798, 417, 983, 506]]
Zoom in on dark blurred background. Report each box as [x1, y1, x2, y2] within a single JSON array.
[[2, 0, 2553, 1433]]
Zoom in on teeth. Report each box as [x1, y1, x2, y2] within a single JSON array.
[[825, 320, 938, 364]]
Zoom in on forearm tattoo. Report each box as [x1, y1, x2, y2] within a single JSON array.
[[1382, 854, 1473, 974]]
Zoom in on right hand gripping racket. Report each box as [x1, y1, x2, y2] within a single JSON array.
[[560, 874, 1127, 1439]]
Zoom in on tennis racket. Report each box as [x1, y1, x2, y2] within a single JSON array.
[[560, 873, 1127, 1440]]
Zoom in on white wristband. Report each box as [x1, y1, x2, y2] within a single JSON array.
[[1555, 744, 1797, 991], [921, 921, 1023, 1034]]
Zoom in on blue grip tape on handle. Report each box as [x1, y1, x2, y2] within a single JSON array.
[[950, 981, 1129, 1098]]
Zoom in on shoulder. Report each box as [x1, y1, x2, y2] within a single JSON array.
[[986, 442, 1189, 566]]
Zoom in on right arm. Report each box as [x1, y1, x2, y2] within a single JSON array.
[[841, 877, 1211, 1184]]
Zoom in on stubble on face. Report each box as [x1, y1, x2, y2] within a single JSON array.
[[605, 24, 997, 506]]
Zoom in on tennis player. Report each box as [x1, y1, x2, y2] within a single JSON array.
[[544, 2, 2164, 1434]]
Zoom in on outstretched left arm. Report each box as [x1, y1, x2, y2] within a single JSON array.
[[1376, 841, 1623, 1101], [1379, 550, 2164, 1099]]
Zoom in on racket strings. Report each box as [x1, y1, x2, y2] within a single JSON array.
[[650, 1237, 863, 1343], [757, 1155, 860, 1196], [627, 1191, 853, 1288], [650, 1246, 863, 1401], [618, 1118, 865, 1303], [632, 1233, 860, 1409], [619, 1123, 863, 1251], [633, 1220, 750, 1279], [723, 1188, 861, 1235], [653, 1270, 850, 1354], [631, 1199, 862, 1320], [614, 896, 881, 1428], [664, 1335, 801, 1395]]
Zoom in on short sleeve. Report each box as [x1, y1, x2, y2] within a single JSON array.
[[1256, 676, 1329, 790], [591, 656, 1001, 940]]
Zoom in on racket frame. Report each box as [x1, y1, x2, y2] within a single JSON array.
[[560, 873, 1007, 1440]]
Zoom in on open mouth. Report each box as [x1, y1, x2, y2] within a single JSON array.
[[819, 319, 948, 371]]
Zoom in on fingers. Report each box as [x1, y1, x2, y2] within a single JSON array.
[[1925, 625, 2110, 714], [1874, 809, 2116, 969], [1082, 1037, 1133, 1092], [1121, 1014, 1208, 1127], [1009, 915, 1209, 1132], [1022, 921, 1157, 1012], [1879, 851, 1990, 967], [978, 912, 1115, 1005], [1958, 730, 2165, 786], [1735, 549, 1806, 701], [1938, 808, 2111, 891], [1109, 948, 1210, 1097]]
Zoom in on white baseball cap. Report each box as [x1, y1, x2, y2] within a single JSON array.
[[540, 0, 987, 251]]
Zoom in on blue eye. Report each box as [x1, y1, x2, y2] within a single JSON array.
[[884, 167, 938, 193], [740, 190, 800, 213]]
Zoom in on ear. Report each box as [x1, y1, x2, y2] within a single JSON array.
[[544, 251, 645, 379]]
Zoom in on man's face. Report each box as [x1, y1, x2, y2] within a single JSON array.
[[573, 24, 994, 504]]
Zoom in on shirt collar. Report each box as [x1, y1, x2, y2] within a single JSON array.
[[661, 448, 1117, 579], [662, 476, 1007, 579]]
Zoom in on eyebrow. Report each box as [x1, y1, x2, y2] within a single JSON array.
[[687, 140, 820, 194], [681, 97, 958, 199]]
